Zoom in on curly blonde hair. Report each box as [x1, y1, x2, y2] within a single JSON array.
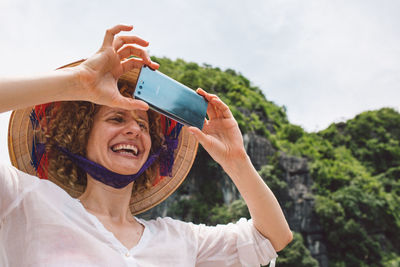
[[44, 80, 164, 194]]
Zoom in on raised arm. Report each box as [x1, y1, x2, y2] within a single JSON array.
[[0, 24, 159, 113], [188, 89, 293, 252]]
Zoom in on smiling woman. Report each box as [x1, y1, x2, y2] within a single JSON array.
[[0, 24, 292, 266]]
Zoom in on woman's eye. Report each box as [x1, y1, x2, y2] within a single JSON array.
[[110, 117, 124, 123], [138, 122, 148, 131]]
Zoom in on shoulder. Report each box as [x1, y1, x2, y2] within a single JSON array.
[[0, 162, 40, 189], [0, 162, 58, 220], [0, 161, 70, 203]]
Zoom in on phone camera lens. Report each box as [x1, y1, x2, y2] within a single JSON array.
[[139, 85, 143, 89], [137, 91, 141, 95]]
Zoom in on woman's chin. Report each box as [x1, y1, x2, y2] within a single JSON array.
[[109, 166, 141, 175], [107, 152, 146, 172], [105, 155, 144, 174]]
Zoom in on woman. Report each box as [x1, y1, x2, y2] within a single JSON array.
[[0, 24, 292, 266]]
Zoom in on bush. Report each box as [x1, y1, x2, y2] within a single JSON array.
[[273, 232, 319, 267]]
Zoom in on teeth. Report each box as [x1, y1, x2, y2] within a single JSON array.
[[111, 144, 138, 155]]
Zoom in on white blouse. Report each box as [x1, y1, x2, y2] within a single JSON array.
[[0, 163, 277, 267]]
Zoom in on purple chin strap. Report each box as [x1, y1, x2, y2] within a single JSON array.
[[57, 146, 160, 189]]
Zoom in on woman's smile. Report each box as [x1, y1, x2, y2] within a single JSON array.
[[111, 143, 139, 157]]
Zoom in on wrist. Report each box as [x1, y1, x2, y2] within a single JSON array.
[[53, 67, 86, 101], [70, 65, 93, 101], [221, 150, 253, 178]]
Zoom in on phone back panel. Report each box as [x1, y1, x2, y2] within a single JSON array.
[[134, 66, 208, 129]]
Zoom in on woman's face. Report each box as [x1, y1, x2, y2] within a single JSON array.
[[86, 106, 152, 175]]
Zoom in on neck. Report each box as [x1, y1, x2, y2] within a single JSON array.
[[78, 176, 134, 223]]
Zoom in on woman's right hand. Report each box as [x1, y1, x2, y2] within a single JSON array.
[[75, 24, 159, 110]]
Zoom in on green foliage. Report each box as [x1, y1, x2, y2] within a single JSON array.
[[151, 56, 288, 135], [274, 232, 319, 267], [145, 57, 400, 266], [382, 253, 400, 267], [277, 107, 400, 265], [279, 124, 305, 143], [320, 108, 400, 174], [314, 182, 396, 266], [310, 146, 370, 194], [209, 199, 250, 225], [278, 132, 335, 160]]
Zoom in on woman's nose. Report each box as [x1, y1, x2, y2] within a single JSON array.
[[124, 121, 141, 136]]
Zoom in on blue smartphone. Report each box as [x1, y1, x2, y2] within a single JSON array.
[[133, 65, 208, 129]]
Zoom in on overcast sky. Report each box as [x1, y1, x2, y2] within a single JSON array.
[[1, 0, 399, 164]]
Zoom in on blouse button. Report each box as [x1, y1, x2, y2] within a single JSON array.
[[125, 252, 131, 257]]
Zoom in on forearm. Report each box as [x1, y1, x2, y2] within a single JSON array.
[[222, 154, 293, 251], [0, 68, 81, 113], [187, 90, 292, 250]]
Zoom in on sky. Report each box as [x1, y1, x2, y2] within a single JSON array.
[[0, 0, 399, 164]]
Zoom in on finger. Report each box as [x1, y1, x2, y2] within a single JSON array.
[[120, 55, 160, 72], [206, 98, 219, 120], [113, 35, 149, 51], [207, 103, 218, 120], [210, 98, 233, 119], [120, 57, 145, 73], [197, 88, 231, 118], [196, 88, 219, 119], [198, 88, 217, 119], [102, 24, 133, 48], [111, 95, 149, 111], [196, 88, 219, 102], [187, 126, 212, 148], [117, 45, 154, 66]]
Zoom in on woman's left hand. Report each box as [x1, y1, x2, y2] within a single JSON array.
[[188, 89, 247, 170]]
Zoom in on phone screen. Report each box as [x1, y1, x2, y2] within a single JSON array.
[[133, 66, 208, 129]]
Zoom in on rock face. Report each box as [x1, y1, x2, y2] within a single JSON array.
[[245, 133, 328, 266], [243, 132, 276, 170], [140, 133, 328, 266], [278, 153, 328, 267]]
